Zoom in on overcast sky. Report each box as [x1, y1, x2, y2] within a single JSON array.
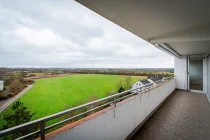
[[0, 0, 173, 68]]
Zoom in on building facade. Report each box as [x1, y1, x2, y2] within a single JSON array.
[[0, 81, 4, 91]]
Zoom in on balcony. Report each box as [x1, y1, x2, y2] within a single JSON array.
[[131, 90, 210, 140], [1, 0, 210, 139]]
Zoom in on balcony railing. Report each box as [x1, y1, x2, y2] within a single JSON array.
[[0, 77, 173, 140]]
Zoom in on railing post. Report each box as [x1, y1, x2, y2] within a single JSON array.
[[113, 97, 116, 118], [40, 121, 45, 140], [114, 97, 116, 108], [139, 88, 142, 102], [140, 93, 142, 102]]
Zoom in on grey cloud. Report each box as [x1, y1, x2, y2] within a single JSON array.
[[0, 0, 173, 68]]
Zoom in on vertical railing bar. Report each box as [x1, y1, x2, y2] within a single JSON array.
[[113, 97, 116, 118], [140, 88, 142, 102], [40, 121, 45, 140], [114, 97, 116, 108]]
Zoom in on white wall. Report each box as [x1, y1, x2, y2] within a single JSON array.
[[174, 56, 187, 90], [203, 58, 208, 93], [49, 79, 176, 140], [207, 56, 210, 99], [0, 82, 3, 90]]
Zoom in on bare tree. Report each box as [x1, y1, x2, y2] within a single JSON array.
[[8, 79, 21, 94], [124, 77, 132, 90]]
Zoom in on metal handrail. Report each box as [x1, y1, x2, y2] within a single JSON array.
[[0, 77, 173, 139]]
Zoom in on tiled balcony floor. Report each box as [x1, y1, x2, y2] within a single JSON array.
[[131, 90, 210, 140]]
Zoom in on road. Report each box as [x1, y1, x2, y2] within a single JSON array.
[[0, 85, 33, 113]]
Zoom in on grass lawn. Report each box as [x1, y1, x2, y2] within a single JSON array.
[[0, 74, 141, 126]]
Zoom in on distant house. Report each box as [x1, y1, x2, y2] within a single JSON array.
[[0, 81, 4, 90], [131, 79, 156, 94], [147, 79, 156, 85], [23, 79, 34, 85], [147, 75, 164, 82]]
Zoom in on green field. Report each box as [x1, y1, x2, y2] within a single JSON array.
[[0, 74, 140, 125]]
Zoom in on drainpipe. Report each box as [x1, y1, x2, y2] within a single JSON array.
[[186, 55, 189, 91]]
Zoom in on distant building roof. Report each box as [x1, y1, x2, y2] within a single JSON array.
[[139, 79, 151, 85], [147, 75, 163, 82]]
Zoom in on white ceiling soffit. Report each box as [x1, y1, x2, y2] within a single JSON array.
[[75, 0, 210, 57]]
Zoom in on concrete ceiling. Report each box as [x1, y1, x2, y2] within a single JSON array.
[[75, 0, 210, 56]]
